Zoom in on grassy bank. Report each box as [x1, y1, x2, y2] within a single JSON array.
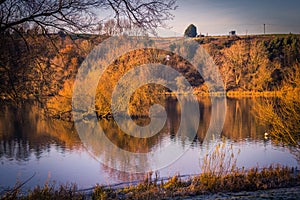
[[1, 166, 299, 200]]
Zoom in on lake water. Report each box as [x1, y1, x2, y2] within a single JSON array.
[[0, 98, 299, 191]]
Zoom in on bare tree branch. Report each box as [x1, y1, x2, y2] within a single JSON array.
[[0, 0, 176, 35], [0, 0, 177, 105]]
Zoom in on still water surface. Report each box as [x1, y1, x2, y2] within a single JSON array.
[[0, 98, 298, 190]]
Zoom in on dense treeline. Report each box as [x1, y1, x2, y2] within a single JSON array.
[[0, 34, 300, 118], [0, 32, 102, 102], [199, 34, 300, 91]]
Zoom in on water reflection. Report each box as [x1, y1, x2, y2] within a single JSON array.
[[0, 103, 81, 161], [223, 98, 267, 141], [0, 98, 298, 189]]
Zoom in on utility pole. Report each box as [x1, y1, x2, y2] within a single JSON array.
[[264, 24, 266, 34]]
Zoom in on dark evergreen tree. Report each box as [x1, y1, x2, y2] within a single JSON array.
[[184, 24, 197, 37]]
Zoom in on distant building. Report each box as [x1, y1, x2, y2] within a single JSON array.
[[229, 30, 236, 36]]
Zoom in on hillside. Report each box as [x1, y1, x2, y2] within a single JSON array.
[[0, 33, 299, 119]]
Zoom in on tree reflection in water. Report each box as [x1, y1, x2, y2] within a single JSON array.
[[0, 102, 81, 161], [255, 95, 300, 147], [0, 98, 275, 163], [0, 97, 298, 187], [254, 94, 300, 164]]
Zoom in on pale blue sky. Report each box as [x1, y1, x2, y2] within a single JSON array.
[[159, 0, 300, 36]]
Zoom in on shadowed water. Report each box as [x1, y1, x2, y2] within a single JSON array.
[[0, 98, 298, 190]]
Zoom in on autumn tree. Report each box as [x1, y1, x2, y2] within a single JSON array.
[[221, 40, 248, 90], [221, 39, 273, 91], [246, 41, 272, 91]]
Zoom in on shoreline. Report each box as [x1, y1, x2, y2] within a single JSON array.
[[164, 90, 297, 98], [2, 166, 299, 199]]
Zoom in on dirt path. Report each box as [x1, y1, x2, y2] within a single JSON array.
[[180, 186, 300, 200]]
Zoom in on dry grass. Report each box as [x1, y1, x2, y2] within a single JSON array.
[[88, 165, 299, 200], [193, 90, 284, 97], [226, 91, 284, 97], [2, 165, 297, 200], [1, 183, 83, 200]]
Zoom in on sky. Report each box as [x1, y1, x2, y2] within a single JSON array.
[[158, 0, 300, 36]]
